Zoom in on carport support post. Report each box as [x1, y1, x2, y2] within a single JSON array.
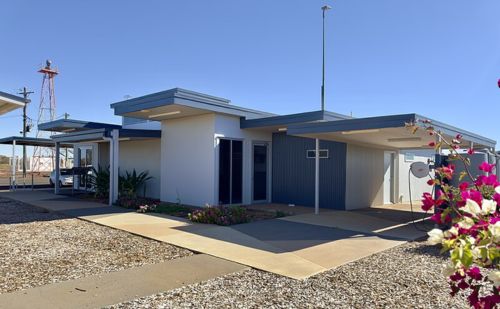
[[11, 139, 16, 189], [315, 138, 320, 215], [55, 142, 60, 194], [108, 129, 120, 206]]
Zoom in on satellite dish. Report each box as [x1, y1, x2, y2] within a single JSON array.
[[410, 161, 430, 178]]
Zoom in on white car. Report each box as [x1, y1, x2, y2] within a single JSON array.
[[49, 169, 74, 187]]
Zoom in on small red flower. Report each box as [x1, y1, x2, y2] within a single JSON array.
[[428, 141, 436, 147], [467, 148, 474, 155]]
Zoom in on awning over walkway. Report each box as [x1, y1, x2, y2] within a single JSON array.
[[287, 113, 496, 150], [0, 91, 28, 116], [51, 128, 161, 143], [0, 136, 72, 148], [38, 119, 122, 133]]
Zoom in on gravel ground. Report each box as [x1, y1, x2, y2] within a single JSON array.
[[107, 241, 469, 309], [0, 197, 193, 294]]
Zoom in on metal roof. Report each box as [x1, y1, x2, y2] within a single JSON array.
[[0, 136, 72, 147], [51, 128, 161, 143], [287, 113, 496, 149], [110, 88, 274, 120], [0, 91, 28, 116], [38, 118, 122, 132], [240, 110, 351, 129]]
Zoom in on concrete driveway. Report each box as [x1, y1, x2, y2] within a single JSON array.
[[0, 190, 429, 279]]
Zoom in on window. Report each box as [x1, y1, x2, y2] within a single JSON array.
[[404, 152, 415, 162], [307, 149, 329, 159]]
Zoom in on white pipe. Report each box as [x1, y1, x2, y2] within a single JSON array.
[[315, 138, 320, 215]]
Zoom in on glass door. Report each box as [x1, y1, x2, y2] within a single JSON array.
[[218, 139, 243, 205], [77, 146, 93, 190], [253, 144, 268, 201]]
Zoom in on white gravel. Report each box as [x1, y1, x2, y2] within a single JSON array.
[[0, 197, 193, 294], [107, 241, 468, 309]]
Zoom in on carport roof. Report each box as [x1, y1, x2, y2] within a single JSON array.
[[38, 118, 122, 132], [0, 136, 72, 147], [51, 128, 161, 143], [287, 113, 496, 150], [0, 91, 28, 116]]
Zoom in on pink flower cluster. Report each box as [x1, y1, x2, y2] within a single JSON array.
[[422, 161, 500, 308]]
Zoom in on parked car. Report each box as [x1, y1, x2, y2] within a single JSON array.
[[49, 168, 74, 187]]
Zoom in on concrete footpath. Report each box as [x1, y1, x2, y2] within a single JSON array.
[[0, 190, 427, 280], [0, 254, 247, 309]]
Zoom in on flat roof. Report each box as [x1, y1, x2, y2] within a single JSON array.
[[111, 88, 274, 121], [0, 136, 72, 147], [38, 118, 122, 132], [287, 113, 496, 149], [0, 91, 28, 116], [51, 128, 161, 143], [240, 110, 352, 130]]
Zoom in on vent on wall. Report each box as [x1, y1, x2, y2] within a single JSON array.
[[306, 149, 329, 159]]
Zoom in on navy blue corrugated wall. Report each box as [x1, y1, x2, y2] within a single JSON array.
[[271, 133, 346, 210]]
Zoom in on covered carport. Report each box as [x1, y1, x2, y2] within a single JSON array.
[[51, 128, 161, 206], [0, 91, 27, 115], [0, 136, 72, 189], [286, 113, 497, 213]]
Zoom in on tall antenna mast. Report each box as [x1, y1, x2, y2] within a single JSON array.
[[32, 60, 58, 172]]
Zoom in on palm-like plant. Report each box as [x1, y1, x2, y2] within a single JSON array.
[[119, 169, 152, 197], [88, 166, 110, 198]]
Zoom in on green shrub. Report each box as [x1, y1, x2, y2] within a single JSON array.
[[88, 166, 110, 198], [119, 169, 152, 198], [188, 205, 249, 226]]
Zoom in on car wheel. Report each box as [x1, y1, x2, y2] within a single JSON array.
[[49, 179, 54, 187]]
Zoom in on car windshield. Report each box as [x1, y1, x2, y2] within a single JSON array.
[[60, 169, 72, 176]]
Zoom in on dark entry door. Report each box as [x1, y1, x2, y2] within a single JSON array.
[[218, 139, 243, 205], [253, 144, 268, 201]]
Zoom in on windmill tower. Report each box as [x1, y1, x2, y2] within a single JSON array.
[[32, 60, 58, 172]]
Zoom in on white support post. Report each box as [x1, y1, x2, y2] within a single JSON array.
[[55, 142, 61, 194], [107, 137, 113, 206], [112, 130, 119, 204], [314, 138, 320, 215], [11, 139, 16, 190], [108, 129, 120, 206]]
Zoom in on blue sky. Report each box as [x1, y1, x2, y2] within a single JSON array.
[[1, 0, 500, 155]]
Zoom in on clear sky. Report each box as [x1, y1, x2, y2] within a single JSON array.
[[1, 0, 500, 155]]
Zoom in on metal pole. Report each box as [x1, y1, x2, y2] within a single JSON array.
[[321, 5, 331, 111], [315, 138, 320, 215], [18, 87, 33, 178], [321, 9, 325, 111]]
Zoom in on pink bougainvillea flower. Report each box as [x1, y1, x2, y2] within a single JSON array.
[[479, 162, 496, 173], [427, 179, 435, 186], [430, 212, 442, 224], [467, 148, 475, 155], [460, 190, 483, 207], [455, 134, 463, 140], [421, 192, 435, 211], [459, 182, 469, 191]]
